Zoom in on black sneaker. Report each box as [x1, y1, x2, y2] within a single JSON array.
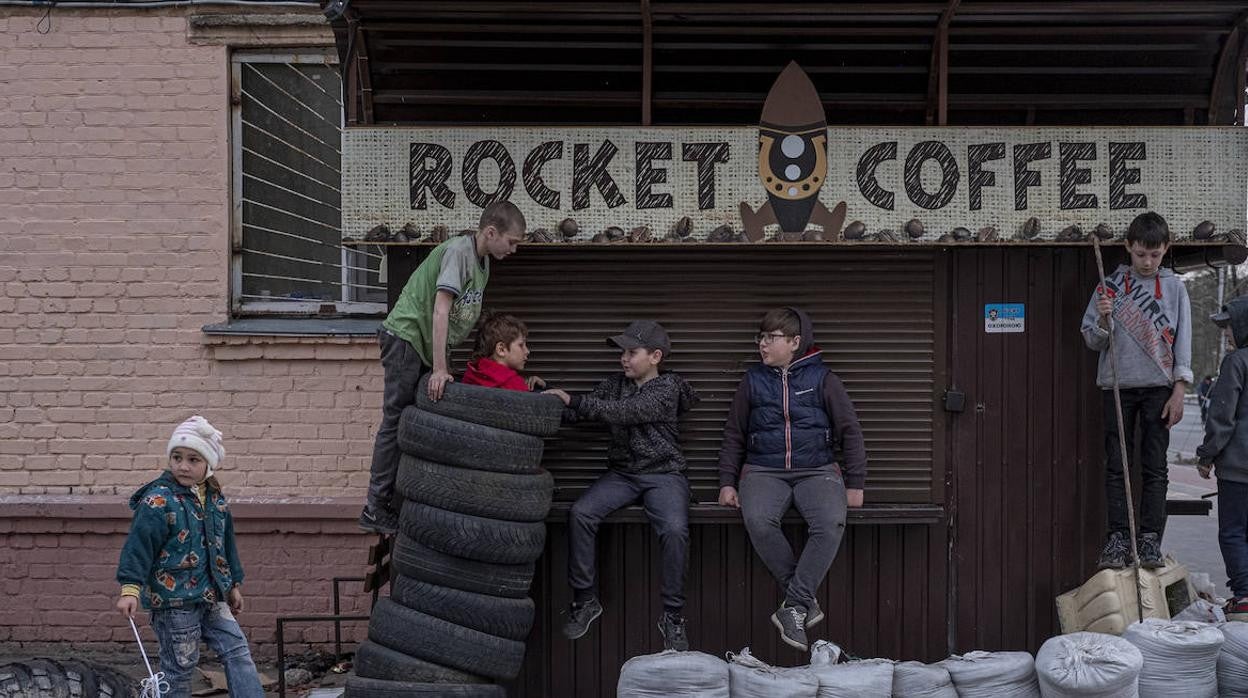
[[805, 601, 824, 629], [1137, 532, 1163, 569], [358, 503, 398, 536], [562, 598, 603, 640], [658, 612, 689, 651], [1096, 531, 1132, 570], [770, 603, 809, 651]]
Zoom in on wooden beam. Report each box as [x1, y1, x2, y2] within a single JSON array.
[[355, 24, 376, 125], [926, 0, 961, 126], [642, 0, 653, 125]]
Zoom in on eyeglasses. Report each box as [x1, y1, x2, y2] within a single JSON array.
[[754, 332, 792, 345]]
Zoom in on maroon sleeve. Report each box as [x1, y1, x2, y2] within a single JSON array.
[[823, 372, 867, 490], [717, 378, 752, 488]]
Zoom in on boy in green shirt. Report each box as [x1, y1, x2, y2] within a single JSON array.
[[360, 201, 526, 534]]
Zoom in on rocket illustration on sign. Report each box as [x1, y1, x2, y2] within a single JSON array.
[[740, 62, 847, 241]]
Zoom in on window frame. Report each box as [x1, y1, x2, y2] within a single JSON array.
[[229, 48, 384, 318]]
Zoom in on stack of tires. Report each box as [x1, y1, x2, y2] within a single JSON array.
[[0, 659, 138, 698], [346, 375, 562, 698]]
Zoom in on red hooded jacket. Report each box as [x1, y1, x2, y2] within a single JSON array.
[[462, 357, 528, 392]]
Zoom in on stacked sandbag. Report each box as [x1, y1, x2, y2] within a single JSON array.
[[892, 661, 958, 698], [1035, 632, 1142, 698], [348, 378, 564, 697], [939, 650, 1040, 698], [806, 657, 893, 698], [1122, 618, 1224, 698], [617, 650, 730, 698], [727, 648, 820, 698], [1218, 622, 1248, 697]]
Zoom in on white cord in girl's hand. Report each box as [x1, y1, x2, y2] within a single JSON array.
[[128, 616, 170, 698]]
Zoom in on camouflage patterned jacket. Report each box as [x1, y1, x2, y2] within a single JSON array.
[[116, 471, 244, 610]]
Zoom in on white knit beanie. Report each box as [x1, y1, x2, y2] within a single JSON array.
[[167, 415, 225, 477]]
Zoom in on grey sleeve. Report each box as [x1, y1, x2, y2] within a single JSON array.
[[1172, 283, 1194, 384], [1197, 353, 1245, 464], [434, 238, 474, 298], [1080, 289, 1110, 352]]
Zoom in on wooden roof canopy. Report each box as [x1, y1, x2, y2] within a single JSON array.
[[324, 1, 1248, 127]]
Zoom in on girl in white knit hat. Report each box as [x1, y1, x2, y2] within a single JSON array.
[[115, 416, 263, 698]]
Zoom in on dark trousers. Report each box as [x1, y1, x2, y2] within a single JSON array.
[[1103, 387, 1171, 538], [1220, 478, 1248, 598], [367, 328, 427, 511], [740, 464, 848, 611], [568, 470, 690, 612]]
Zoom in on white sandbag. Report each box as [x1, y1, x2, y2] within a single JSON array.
[[807, 658, 893, 698], [617, 650, 730, 698], [939, 650, 1040, 698], [892, 661, 959, 698], [1174, 599, 1227, 624], [1218, 622, 1248, 698], [809, 640, 844, 667], [1035, 632, 1143, 698], [1122, 618, 1224, 698], [726, 648, 820, 698]]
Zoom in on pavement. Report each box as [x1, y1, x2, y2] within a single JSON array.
[[1164, 397, 1229, 599]]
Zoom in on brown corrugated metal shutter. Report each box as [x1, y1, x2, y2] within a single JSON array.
[[447, 246, 942, 504]]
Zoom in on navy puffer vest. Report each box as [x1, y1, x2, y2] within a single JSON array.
[[744, 350, 832, 469]]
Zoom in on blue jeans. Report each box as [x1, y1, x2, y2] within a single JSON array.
[[1220, 478, 1248, 598], [150, 602, 264, 698]]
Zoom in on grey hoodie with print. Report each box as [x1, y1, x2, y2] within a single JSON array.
[[1080, 264, 1193, 390], [1197, 296, 1248, 484]]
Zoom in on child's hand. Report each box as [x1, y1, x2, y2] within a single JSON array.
[[1198, 463, 1213, 479], [847, 488, 865, 508], [718, 486, 739, 508], [1161, 391, 1184, 428], [1096, 294, 1113, 319], [228, 586, 244, 614], [116, 595, 138, 619], [427, 369, 453, 401], [526, 376, 547, 390], [543, 389, 571, 405]]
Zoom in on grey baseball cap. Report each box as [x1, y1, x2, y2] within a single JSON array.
[[607, 320, 671, 355]]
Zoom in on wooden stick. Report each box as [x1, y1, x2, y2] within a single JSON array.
[[1091, 236, 1145, 623]]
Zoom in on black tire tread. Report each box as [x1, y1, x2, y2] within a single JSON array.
[[396, 454, 554, 522], [415, 373, 563, 437], [367, 599, 525, 681], [352, 640, 485, 684], [344, 675, 504, 698], [397, 407, 543, 473], [400, 501, 546, 564], [392, 534, 534, 598], [391, 575, 535, 641]]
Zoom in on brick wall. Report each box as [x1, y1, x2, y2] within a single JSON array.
[[0, 8, 377, 498], [0, 500, 374, 653], [0, 7, 380, 651]]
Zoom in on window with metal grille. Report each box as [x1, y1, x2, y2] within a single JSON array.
[[230, 50, 384, 315]]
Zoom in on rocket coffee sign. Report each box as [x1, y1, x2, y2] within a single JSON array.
[[342, 69, 1247, 242]]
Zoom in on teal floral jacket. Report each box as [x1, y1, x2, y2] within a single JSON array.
[[116, 471, 244, 610]]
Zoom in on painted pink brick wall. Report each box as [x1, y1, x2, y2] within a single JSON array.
[[0, 9, 382, 498], [0, 513, 374, 653]]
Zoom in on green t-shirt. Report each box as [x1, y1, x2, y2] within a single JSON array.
[[382, 235, 489, 367]]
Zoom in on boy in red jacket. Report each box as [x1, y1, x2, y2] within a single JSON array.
[[462, 312, 546, 392]]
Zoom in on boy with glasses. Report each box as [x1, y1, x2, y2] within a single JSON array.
[[718, 307, 867, 650]]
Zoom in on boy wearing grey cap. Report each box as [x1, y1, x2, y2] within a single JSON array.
[[544, 320, 700, 650]]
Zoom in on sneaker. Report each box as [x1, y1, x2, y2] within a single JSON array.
[[358, 503, 398, 536], [1137, 532, 1163, 569], [1096, 531, 1132, 570], [770, 603, 809, 651], [1226, 597, 1248, 622], [658, 612, 689, 651], [562, 597, 603, 640], [805, 601, 824, 629]]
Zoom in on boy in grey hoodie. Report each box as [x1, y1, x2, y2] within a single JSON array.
[[1080, 211, 1192, 570], [1197, 296, 1248, 621]]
